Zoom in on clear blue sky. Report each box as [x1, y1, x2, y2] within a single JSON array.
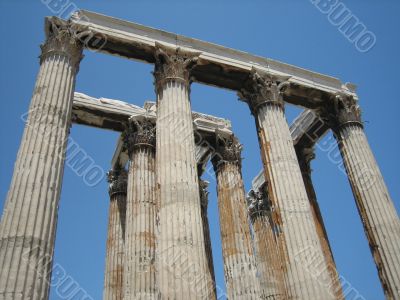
[[0, 1, 399, 299]]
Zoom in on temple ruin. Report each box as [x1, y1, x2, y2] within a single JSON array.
[[0, 10, 399, 300]]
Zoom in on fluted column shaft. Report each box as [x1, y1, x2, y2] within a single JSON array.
[[154, 44, 215, 299], [248, 192, 287, 300], [322, 94, 400, 299], [296, 147, 344, 299], [103, 169, 127, 300], [238, 69, 335, 299], [199, 180, 216, 296], [213, 135, 261, 300], [122, 120, 157, 299], [337, 125, 400, 299], [0, 23, 82, 300]]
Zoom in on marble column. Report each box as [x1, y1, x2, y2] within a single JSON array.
[[320, 94, 400, 299], [247, 190, 287, 300], [0, 22, 83, 299], [153, 43, 215, 300], [103, 168, 127, 300], [123, 119, 158, 299], [212, 134, 261, 300], [296, 146, 344, 299], [238, 68, 335, 299], [199, 180, 217, 296]]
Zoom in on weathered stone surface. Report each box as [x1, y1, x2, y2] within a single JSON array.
[[0, 20, 82, 300], [239, 70, 336, 299], [248, 108, 329, 200], [320, 94, 400, 300], [154, 45, 215, 299], [296, 147, 344, 300], [248, 109, 342, 299], [103, 168, 127, 300], [1, 11, 397, 300], [212, 135, 261, 300], [247, 189, 287, 300], [122, 119, 158, 299], [199, 180, 217, 297]]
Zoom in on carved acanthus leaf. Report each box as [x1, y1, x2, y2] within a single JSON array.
[[212, 134, 242, 172], [216, 134, 242, 163], [107, 168, 128, 196], [247, 189, 270, 220], [153, 43, 201, 89], [41, 18, 83, 69], [123, 118, 156, 155], [238, 67, 290, 114], [317, 93, 363, 131]]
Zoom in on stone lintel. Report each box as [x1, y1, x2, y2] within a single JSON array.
[[46, 12, 357, 109], [72, 93, 231, 134], [72, 93, 326, 177], [71, 93, 231, 170]]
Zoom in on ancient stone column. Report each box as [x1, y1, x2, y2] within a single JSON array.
[[238, 68, 335, 299], [153, 43, 215, 300], [0, 21, 83, 300], [247, 189, 287, 300], [103, 168, 127, 300], [212, 135, 261, 300], [123, 119, 158, 299], [199, 180, 216, 296], [320, 94, 400, 299], [296, 146, 344, 299]]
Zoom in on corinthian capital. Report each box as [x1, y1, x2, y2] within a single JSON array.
[[247, 189, 270, 222], [40, 18, 83, 69], [238, 68, 290, 115], [153, 43, 201, 89], [318, 93, 363, 132], [123, 118, 156, 155], [107, 168, 128, 197], [212, 134, 242, 171]]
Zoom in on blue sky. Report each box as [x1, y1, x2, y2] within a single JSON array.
[[0, 1, 399, 299]]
